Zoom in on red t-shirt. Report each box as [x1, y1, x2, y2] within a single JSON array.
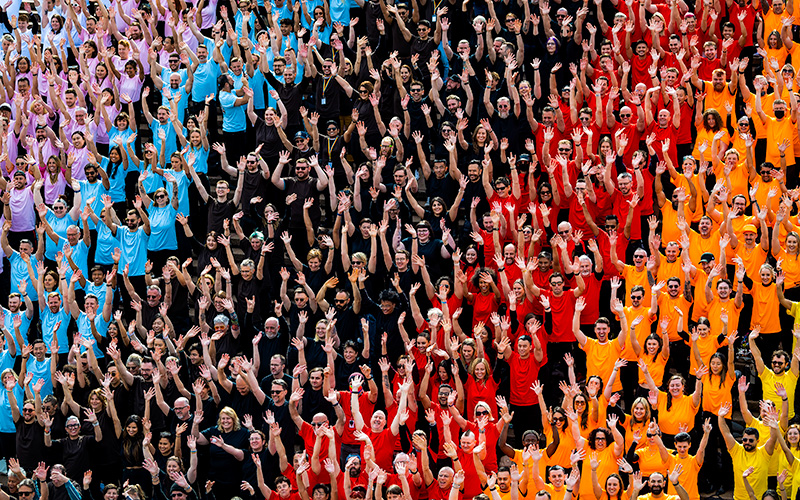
[[464, 376, 499, 422], [630, 55, 652, 90], [464, 420, 500, 472], [336, 472, 367, 500], [507, 351, 542, 406], [697, 57, 722, 81], [362, 427, 399, 470], [341, 391, 376, 445], [645, 121, 679, 170], [608, 189, 642, 240], [576, 272, 603, 324], [299, 421, 340, 462], [543, 290, 578, 342]]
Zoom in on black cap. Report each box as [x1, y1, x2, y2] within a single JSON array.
[[699, 252, 715, 263]]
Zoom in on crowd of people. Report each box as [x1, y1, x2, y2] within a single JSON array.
[[2, 0, 800, 498]]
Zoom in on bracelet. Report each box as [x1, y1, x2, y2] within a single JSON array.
[[92, 422, 99, 427], [671, 482, 679, 486], [497, 267, 505, 272], [783, 397, 788, 401], [490, 487, 497, 491], [366, 376, 374, 380], [409, 469, 418, 474], [190, 450, 198, 453], [565, 489, 573, 493], [452, 457, 460, 461]]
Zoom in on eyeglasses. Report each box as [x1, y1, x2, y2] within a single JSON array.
[[619, 113, 631, 117], [327, 127, 338, 132], [23, 408, 34, 412], [475, 410, 489, 416], [552, 417, 565, 422], [334, 299, 347, 304], [411, 88, 423, 93], [558, 148, 571, 152], [631, 296, 643, 301], [741, 437, 756, 443], [270, 389, 284, 394], [156, 194, 167, 200], [558, 230, 570, 235], [174, 405, 189, 410], [633, 255, 646, 259], [604, 225, 616, 230], [540, 190, 551, 195], [310, 422, 325, 427], [359, 89, 368, 94], [18, 491, 34, 497], [551, 281, 564, 286], [66, 423, 80, 428]]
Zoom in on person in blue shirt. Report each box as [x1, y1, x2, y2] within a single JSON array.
[[1, 221, 43, 300], [139, 173, 180, 271], [0, 289, 33, 353], [68, 270, 114, 361], [154, 64, 194, 126], [73, 162, 111, 231], [37, 286, 70, 361], [18, 338, 56, 397], [39, 208, 93, 290], [84, 202, 122, 272], [100, 194, 151, 303], [217, 73, 251, 165], [143, 90, 179, 161]]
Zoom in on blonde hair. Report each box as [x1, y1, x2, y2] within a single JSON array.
[[217, 406, 241, 431]]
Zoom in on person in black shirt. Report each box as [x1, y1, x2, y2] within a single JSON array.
[[264, 64, 311, 135], [272, 155, 329, 257], [188, 172, 245, 236], [43, 413, 103, 480]]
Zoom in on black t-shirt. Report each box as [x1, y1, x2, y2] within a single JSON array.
[[16, 419, 46, 471], [221, 387, 264, 423], [50, 435, 95, 479], [206, 198, 237, 235], [255, 117, 283, 159], [282, 177, 320, 229], [201, 427, 249, 484]]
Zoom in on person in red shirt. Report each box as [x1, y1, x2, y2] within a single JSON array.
[[443, 428, 486, 498], [602, 153, 647, 250], [351, 376, 410, 471], [289, 388, 345, 464], [496, 321, 545, 447], [644, 86, 682, 168]]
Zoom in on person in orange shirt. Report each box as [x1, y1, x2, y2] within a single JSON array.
[[637, 324, 672, 394], [631, 420, 672, 478], [657, 272, 693, 378], [773, 204, 800, 334], [668, 424, 713, 500], [573, 297, 628, 393], [611, 279, 661, 409], [641, 364, 707, 448], [698, 345, 737, 493], [750, 263, 783, 337], [577, 417, 625, 500], [687, 317, 729, 377], [703, 261, 745, 335]]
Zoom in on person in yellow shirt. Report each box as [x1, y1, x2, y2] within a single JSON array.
[[668, 424, 712, 500], [719, 402, 779, 500], [483, 465, 524, 500], [737, 376, 790, 482], [750, 326, 799, 420]]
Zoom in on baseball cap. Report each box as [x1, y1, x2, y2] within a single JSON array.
[[699, 252, 715, 263], [742, 224, 758, 233]]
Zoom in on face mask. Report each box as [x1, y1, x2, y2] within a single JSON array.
[[775, 109, 786, 119]]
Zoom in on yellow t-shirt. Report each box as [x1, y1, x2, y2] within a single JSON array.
[[731, 443, 773, 500], [760, 368, 799, 420], [582, 338, 623, 392]]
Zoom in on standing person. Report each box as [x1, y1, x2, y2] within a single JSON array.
[[496, 321, 545, 447], [271, 154, 329, 258], [718, 402, 778, 500], [100, 195, 151, 305], [219, 75, 251, 165]]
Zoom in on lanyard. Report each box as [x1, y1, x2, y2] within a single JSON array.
[[322, 76, 333, 94], [327, 136, 339, 158]]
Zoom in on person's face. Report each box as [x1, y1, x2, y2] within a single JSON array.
[[249, 432, 264, 451], [648, 475, 665, 495], [467, 164, 481, 181], [788, 235, 800, 253], [22, 403, 35, 423], [380, 300, 396, 315], [717, 281, 731, 299], [742, 433, 758, 451], [155, 436, 172, 455], [774, 0, 785, 13], [139, 362, 154, 381], [594, 321, 610, 341], [48, 295, 61, 312], [284, 66, 296, 82], [630, 290, 644, 308], [549, 468, 565, 488], [668, 378, 684, 397], [772, 355, 788, 374], [295, 162, 310, 179], [633, 250, 647, 269], [276, 482, 292, 498], [550, 276, 565, 295], [220, 414, 234, 431], [66, 419, 81, 436], [309, 371, 323, 389], [66, 227, 80, 245]]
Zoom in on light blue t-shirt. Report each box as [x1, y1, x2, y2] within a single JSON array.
[[44, 211, 73, 261], [41, 307, 70, 354], [220, 90, 247, 133], [108, 128, 137, 170], [119, 227, 149, 276], [95, 223, 121, 266], [0, 384, 23, 432], [150, 120, 179, 160], [138, 163, 165, 194], [77, 311, 109, 359], [192, 42, 221, 103], [161, 85, 190, 124], [185, 144, 210, 175], [103, 156, 128, 204], [249, 67, 267, 110], [26, 357, 54, 396], [0, 349, 14, 374], [9, 251, 39, 300], [147, 204, 178, 251], [85, 282, 109, 306], [57, 238, 90, 287], [165, 169, 192, 215], [3, 308, 31, 352], [79, 179, 107, 230]]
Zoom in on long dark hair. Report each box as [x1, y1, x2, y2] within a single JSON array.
[[107, 145, 124, 178]]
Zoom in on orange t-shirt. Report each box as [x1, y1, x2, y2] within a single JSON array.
[[656, 391, 699, 435]]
